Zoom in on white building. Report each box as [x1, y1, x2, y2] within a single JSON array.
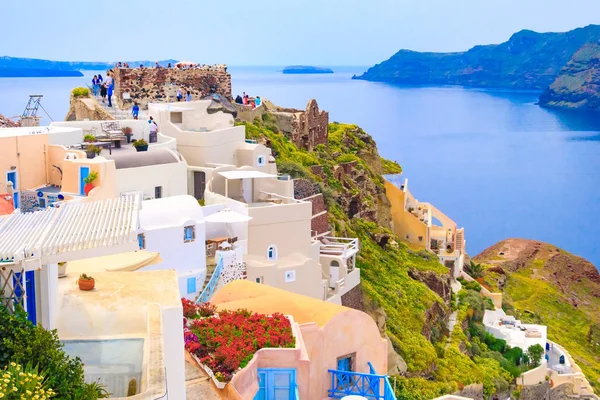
[[138, 195, 207, 300]]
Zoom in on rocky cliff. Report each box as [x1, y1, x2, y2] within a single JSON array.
[[65, 93, 115, 121], [242, 113, 535, 398], [0, 113, 19, 128], [474, 239, 600, 394], [539, 42, 600, 110], [355, 25, 600, 109]]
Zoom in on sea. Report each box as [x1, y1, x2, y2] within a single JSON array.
[[1, 66, 599, 267]]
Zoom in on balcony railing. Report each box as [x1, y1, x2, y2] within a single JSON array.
[[328, 368, 396, 400], [320, 237, 359, 259]]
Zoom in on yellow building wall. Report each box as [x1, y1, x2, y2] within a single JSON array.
[[385, 180, 428, 248]]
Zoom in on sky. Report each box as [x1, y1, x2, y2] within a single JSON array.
[[1, 0, 600, 66]]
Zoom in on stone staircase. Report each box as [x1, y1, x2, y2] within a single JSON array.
[[93, 95, 136, 120]]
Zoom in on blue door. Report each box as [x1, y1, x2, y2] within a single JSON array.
[[336, 356, 352, 390], [79, 166, 90, 195], [254, 368, 296, 400], [12, 271, 37, 325], [25, 271, 37, 325], [6, 171, 18, 209]]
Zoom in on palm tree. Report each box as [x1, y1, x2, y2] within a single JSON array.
[[466, 261, 484, 278]]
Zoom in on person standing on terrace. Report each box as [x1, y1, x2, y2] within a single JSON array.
[[92, 75, 99, 96], [132, 103, 140, 120], [176, 88, 182, 102], [185, 91, 192, 102]]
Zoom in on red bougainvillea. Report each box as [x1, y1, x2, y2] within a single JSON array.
[[183, 303, 295, 381], [182, 298, 217, 319]]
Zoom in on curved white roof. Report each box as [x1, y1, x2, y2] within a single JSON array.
[[139, 195, 204, 230]]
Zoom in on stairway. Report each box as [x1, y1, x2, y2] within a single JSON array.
[[455, 229, 464, 252], [93, 94, 136, 120]]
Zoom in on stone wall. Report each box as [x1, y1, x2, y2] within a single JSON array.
[[341, 284, 363, 311], [270, 99, 329, 151], [112, 67, 232, 110]]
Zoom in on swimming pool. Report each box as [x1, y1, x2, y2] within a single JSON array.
[[62, 338, 144, 397]]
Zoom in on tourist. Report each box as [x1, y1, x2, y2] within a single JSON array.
[[124, 62, 129, 68], [243, 95, 249, 105], [117, 62, 122, 68], [255, 96, 262, 107], [97, 74, 103, 85], [148, 116, 158, 142], [167, 63, 172, 68], [176, 89, 183, 102], [185, 91, 192, 102], [92, 75, 99, 96], [155, 62, 160, 68], [250, 98, 256, 109], [100, 82, 107, 103], [140, 64, 144, 69], [107, 82, 113, 107], [235, 95, 243, 104], [132, 103, 140, 120]]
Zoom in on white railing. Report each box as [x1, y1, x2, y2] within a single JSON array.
[[320, 237, 359, 259], [258, 190, 304, 205]]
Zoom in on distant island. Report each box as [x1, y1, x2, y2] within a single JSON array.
[[0, 67, 83, 78], [354, 25, 600, 111], [283, 66, 334, 74], [0, 56, 178, 71]]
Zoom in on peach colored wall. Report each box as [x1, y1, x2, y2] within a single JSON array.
[[61, 157, 117, 199], [226, 313, 386, 400], [47, 145, 86, 186], [385, 180, 427, 247], [0, 135, 49, 192]]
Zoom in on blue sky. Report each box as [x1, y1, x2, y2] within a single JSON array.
[[1, 0, 599, 65]]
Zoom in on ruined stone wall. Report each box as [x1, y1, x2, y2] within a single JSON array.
[[113, 67, 232, 109], [270, 99, 329, 151]]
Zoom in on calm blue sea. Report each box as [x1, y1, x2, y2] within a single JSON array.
[[1, 66, 599, 267]]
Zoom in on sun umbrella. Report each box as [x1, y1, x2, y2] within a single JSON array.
[[204, 208, 252, 239], [175, 60, 197, 67]]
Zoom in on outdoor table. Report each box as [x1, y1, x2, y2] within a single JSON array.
[[206, 236, 232, 246]]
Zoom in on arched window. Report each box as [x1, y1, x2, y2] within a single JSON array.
[[267, 245, 278, 261], [330, 260, 340, 267]]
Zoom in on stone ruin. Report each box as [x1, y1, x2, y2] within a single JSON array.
[[268, 99, 329, 151], [112, 66, 232, 110]]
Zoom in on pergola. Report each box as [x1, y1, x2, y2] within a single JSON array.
[[0, 194, 141, 269], [218, 170, 277, 201]]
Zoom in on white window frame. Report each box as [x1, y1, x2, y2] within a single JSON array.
[[267, 245, 278, 261]]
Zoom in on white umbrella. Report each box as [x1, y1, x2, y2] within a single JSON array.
[[204, 208, 252, 224], [204, 208, 252, 239]]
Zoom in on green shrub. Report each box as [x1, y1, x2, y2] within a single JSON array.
[[484, 297, 496, 310], [71, 87, 89, 97], [276, 160, 312, 180], [464, 281, 482, 292], [0, 307, 104, 399]]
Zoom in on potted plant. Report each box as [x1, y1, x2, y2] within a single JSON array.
[[85, 144, 102, 159], [58, 262, 67, 278], [122, 126, 133, 143], [132, 138, 149, 152], [83, 171, 98, 196], [78, 273, 95, 290], [83, 134, 96, 143]]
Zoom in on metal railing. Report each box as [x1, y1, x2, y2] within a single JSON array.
[[328, 368, 396, 399], [196, 256, 224, 304]]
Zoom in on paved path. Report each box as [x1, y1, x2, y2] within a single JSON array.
[[185, 352, 222, 400]]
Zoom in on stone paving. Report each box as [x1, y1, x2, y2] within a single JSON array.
[[184, 351, 222, 400]]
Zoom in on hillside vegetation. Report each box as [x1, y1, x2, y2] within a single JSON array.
[[242, 116, 537, 399], [474, 239, 600, 394]]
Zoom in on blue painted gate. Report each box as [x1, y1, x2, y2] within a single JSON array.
[[79, 166, 90, 195], [254, 368, 297, 400]]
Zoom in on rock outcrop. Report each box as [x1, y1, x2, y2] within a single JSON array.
[[539, 41, 600, 110], [65, 94, 115, 121], [0, 113, 19, 128]]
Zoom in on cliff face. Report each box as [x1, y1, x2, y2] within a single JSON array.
[[355, 25, 600, 92], [65, 94, 115, 121], [0, 113, 19, 128], [539, 42, 600, 110], [242, 113, 528, 398], [474, 239, 600, 394]]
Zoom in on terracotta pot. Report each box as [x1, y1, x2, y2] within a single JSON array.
[[78, 278, 95, 291], [84, 183, 94, 196]]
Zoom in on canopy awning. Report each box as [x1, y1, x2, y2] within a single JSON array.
[[218, 170, 277, 180], [0, 194, 141, 267]]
